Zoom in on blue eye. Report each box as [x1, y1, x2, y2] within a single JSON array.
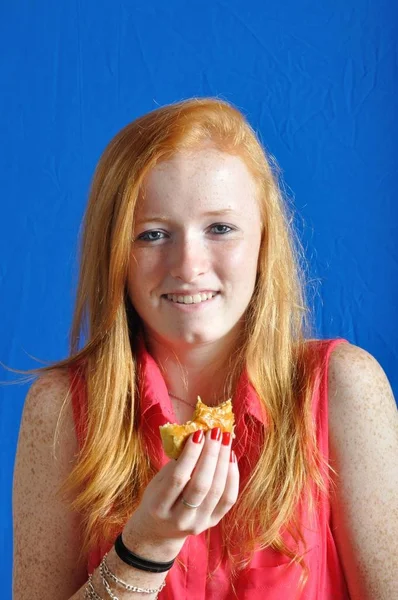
[[134, 224, 234, 242], [209, 224, 233, 234], [136, 230, 167, 242]]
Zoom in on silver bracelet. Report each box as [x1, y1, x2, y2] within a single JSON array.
[[99, 561, 119, 600], [100, 552, 166, 595], [83, 554, 166, 600]]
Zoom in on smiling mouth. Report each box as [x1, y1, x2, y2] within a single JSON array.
[[163, 292, 218, 305]]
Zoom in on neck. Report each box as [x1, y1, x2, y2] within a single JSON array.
[[143, 329, 241, 407]]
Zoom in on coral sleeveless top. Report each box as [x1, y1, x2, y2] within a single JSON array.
[[70, 338, 350, 599]]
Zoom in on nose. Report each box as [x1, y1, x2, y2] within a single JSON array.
[[169, 234, 209, 282]]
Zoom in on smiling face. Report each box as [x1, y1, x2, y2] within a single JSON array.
[[127, 147, 263, 348]]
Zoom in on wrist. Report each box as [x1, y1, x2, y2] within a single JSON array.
[[102, 545, 169, 597], [123, 514, 186, 562]]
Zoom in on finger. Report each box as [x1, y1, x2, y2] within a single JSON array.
[[210, 450, 240, 524], [175, 427, 223, 511], [199, 431, 233, 514], [157, 429, 205, 507]]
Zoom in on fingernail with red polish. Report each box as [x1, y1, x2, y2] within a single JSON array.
[[211, 427, 221, 441], [222, 432, 231, 446], [192, 430, 204, 444], [230, 450, 237, 463]]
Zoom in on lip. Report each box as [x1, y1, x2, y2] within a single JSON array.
[[162, 292, 219, 311], [162, 290, 218, 296]]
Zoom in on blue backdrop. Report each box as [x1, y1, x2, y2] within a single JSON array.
[[1, 1, 397, 596]]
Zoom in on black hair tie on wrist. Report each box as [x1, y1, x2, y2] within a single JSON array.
[[114, 533, 176, 573]]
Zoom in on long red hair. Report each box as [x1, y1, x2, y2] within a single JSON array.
[[30, 98, 327, 593]]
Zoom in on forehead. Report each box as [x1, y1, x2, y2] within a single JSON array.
[[137, 149, 259, 218]]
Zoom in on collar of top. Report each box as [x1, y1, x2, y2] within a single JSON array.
[[135, 334, 267, 467]]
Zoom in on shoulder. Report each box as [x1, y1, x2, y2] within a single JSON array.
[[21, 367, 75, 443], [24, 367, 71, 410], [326, 342, 398, 598], [17, 366, 78, 479], [327, 341, 397, 416]]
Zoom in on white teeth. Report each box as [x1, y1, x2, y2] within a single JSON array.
[[166, 292, 216, 304]]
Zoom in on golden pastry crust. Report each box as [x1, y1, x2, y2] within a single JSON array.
[[159, 396, 235, 460]]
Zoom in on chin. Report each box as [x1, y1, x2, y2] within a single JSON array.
[[165, 325, 237, 347], [172, 331, 217, 345]]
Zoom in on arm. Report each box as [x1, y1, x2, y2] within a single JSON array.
[[12, 371, 175, 599], [13, 370, 238, 599], [12, 370, 88, 598], [328, 342, 398, 600]]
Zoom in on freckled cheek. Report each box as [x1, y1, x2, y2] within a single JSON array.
[[127, 253, 168, 308], [129, 251, 168, 283], [213, 243, 259, 279]]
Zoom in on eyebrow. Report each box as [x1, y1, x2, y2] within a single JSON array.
[[135, 208, 237, 225]]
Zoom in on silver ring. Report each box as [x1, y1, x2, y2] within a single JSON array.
[[181, 497, 201, 509]]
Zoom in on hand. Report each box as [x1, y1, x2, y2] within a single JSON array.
[[125, 428, 239, 552]]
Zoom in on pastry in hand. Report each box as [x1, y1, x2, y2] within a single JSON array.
[[159, 396, 235, 460]]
